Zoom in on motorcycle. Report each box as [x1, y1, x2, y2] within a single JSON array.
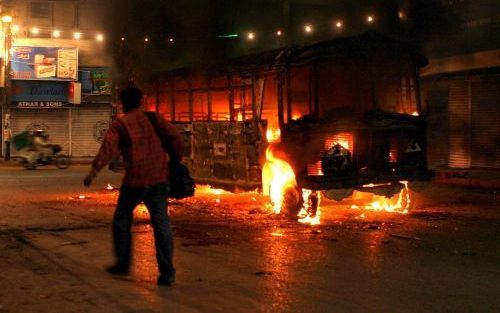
[[21, 144, 71, 170]]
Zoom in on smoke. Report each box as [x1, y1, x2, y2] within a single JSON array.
[[105, 0, 224, 84]]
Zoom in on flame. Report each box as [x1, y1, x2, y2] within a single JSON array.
[[262, 145, 297, 214], [412, 111, 419, 116], [262, 127, 322, 225], [106, 184, 114, 190], [266, 128, 281, 143], [78, 195, 86, 199], [351, 181, 411, 214], [298, 189, 321, 225], [137, 203, 149, 215]]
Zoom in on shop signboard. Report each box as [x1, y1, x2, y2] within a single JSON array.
[[79, 67, 112, 95], [11, 80, 71, 108], [11, 46, 78, 81]]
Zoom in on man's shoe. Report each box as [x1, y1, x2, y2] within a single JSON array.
[[157, 275, 175, 286], [106, 264, 129, 276]]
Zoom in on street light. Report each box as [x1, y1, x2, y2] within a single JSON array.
[[276, 30, 283, 36], [52, 30, 61, 38], [335, 20, 343, 29], [11, 25, 20, 34], [1, 15, 13, 23], [367, 15, 375, 24], [30, 27, 40, 35], [247, 32, 255, 40], [96, 33, 104, 42], [73, 32, 82, 39], [304, 24, 313, 33]]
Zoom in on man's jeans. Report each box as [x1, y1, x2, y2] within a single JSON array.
[[113, 182, 175, 279]]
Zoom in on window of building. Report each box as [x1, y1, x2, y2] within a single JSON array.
[[30, 1, 52, 19]]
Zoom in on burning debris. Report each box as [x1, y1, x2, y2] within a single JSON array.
[[262, 128, 322, 225], [351, 181, 411, 214], [298, 189, 321, 225]]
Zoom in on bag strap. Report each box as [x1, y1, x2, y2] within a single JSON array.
[[144, 112, 179, 163]]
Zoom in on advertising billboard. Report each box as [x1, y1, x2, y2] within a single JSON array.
[[11, 80, 71, 108], [11, 46, 78, 81]]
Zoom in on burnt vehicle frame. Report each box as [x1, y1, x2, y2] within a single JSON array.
[[141, 32, 433, 195]]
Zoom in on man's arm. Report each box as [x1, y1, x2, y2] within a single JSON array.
[[84, 121, 121, 186]]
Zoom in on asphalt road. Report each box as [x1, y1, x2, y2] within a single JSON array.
[[0, 164, 499, 312]]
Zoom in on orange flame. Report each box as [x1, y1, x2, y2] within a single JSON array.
[[266, 128, 281, 143], [351, 181, 411, 214], [136, 203, 149, 215], [262, 145, 297, 214], [298, 189, 321, 225]]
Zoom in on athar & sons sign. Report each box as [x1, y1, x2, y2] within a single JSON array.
[[11, 81, 71, 108]]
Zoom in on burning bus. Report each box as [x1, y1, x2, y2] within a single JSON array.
[[142, 32, 432, 215]]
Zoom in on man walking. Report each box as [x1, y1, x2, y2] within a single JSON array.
[[84, 87, 183, 286]]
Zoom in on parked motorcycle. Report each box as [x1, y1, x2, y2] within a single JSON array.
[[21, 144, 71, 170]]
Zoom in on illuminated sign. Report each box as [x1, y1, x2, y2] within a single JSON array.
[[11, 46, 78, 81], [11, 80, 71, 108]]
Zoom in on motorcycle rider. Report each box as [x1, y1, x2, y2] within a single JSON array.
[[32, 130, 51, 163]]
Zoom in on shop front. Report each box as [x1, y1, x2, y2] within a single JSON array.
[[8, 79, 112, 157]]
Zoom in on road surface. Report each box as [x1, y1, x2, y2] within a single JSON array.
[[0, 165, 499, 312]]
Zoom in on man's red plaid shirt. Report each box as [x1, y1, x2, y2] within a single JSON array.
[[91, 109, 183, 187]]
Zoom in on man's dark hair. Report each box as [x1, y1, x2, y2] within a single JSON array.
[[120, 87, 142, 112]]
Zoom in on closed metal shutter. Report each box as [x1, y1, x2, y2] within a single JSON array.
[[471, 79, 500, 168], [10, 108, 70, 156], [448, 81, 470, 168], [70, 105, 112, 157], [426, 85, 449, 169]]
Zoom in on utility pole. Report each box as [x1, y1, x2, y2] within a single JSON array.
[[1, 15, 12, 160]]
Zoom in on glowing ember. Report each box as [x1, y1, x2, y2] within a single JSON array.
[[208, 188, 227, 195], [270, 232, 285, 237], [78, 195, 86, 199], [262, 145, 297, 214], [298, 189, 321, 225], [351, 181, 411, 214]]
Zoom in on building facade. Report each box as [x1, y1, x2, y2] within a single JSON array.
[[1, 0, 113, 158], [420, 0, 500, 170]]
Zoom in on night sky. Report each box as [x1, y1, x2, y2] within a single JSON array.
[[106, 0, 500, 82]]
